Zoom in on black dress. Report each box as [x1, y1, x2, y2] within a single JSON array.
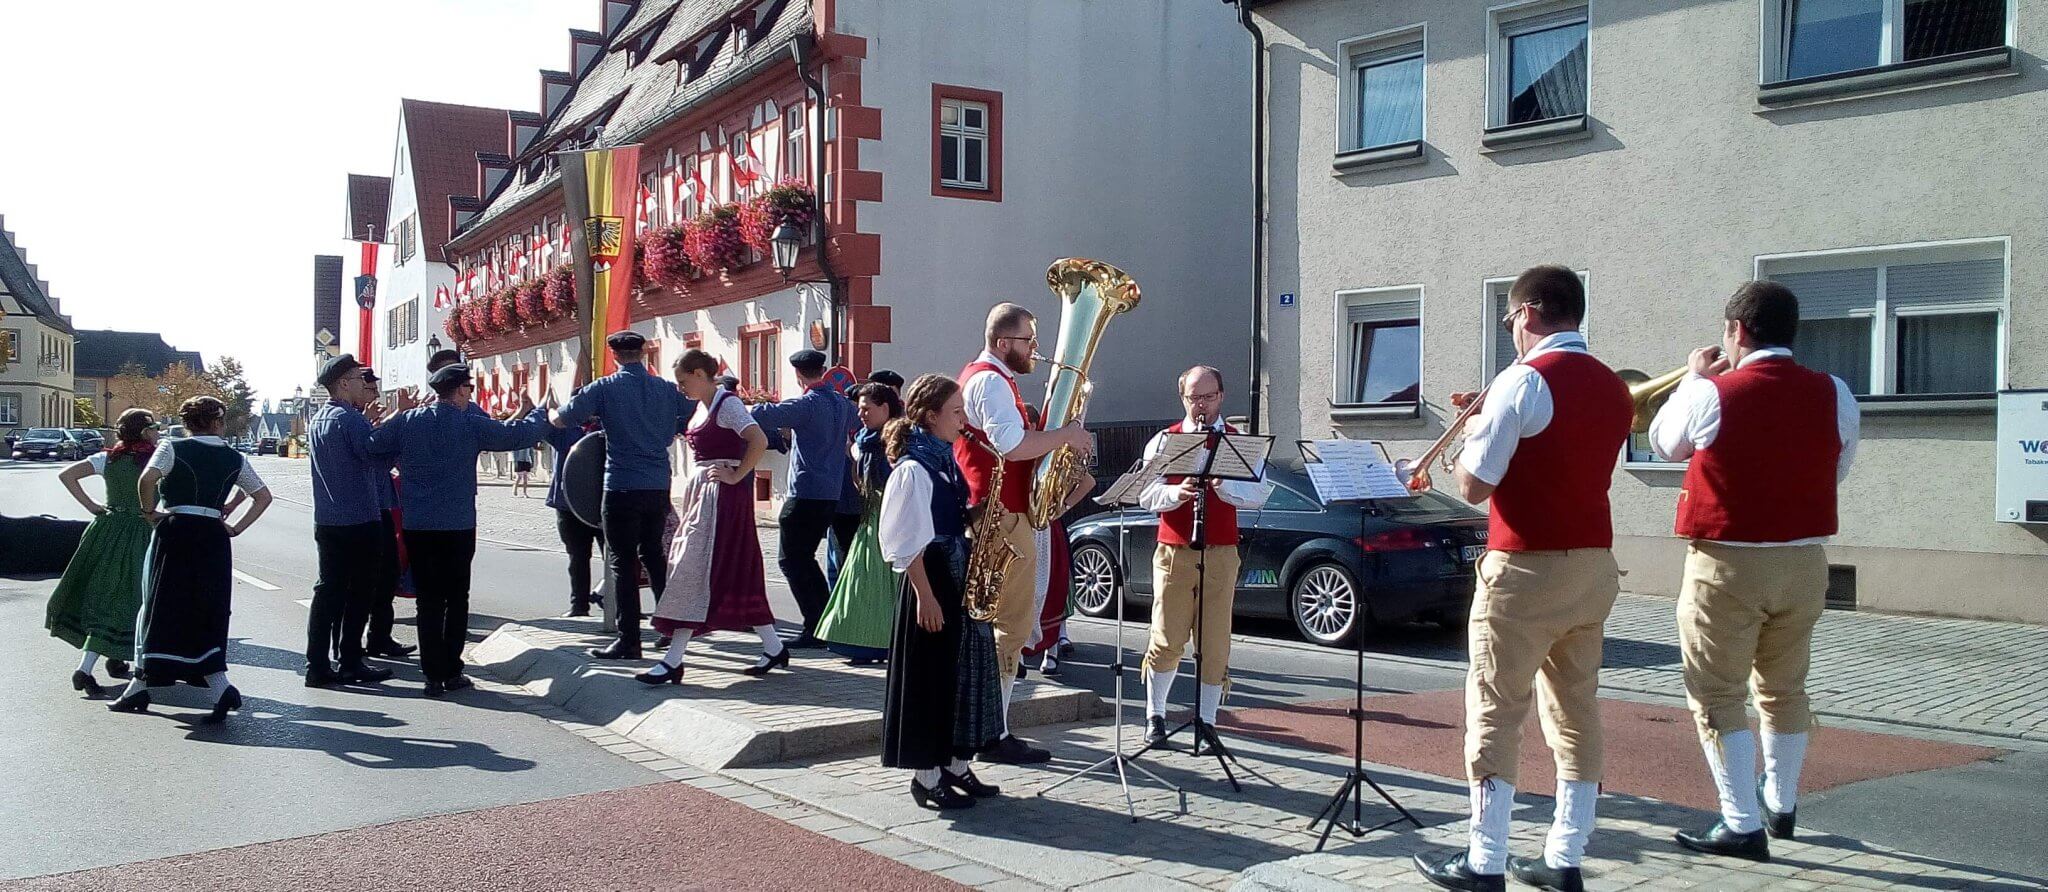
[[136, 438, 258, 685]]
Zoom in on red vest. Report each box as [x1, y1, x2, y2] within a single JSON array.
[[955, 360, 1039, 512], [1157, 421, 1241, 547], [1488, 351, 1632, 552], [1677, 358, 1841, 542]]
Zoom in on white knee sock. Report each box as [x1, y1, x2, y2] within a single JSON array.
[[999, 675, 1015, 738], [119, 676, 148, 699], [1198, 682, 1224, 724], [1760, 729, 1808, 813], [1146, 667, 1176, 719], [659, 631, 694, 666], [78, 650, 100, 674], [948, 757, 971, 774], [914, 768, 942, 787], [204, 671, 230, 698], [1544, 780, 1600, 868], [754, 625, 784, 656], [1701, 729, 1763, 833], [1466, 778, 1516, 875]]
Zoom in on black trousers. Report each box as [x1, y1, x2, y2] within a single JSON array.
[[778, 498, 862, 635], [310, 521, 381, 668], [601, 489, 669, 636], [402, 528, 476, 682], [367, 510, 400, 648], [556, 507, 605, 610]]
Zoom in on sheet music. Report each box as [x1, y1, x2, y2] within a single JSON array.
[[1096, 455, 1167, 508], [1154, 432, 1272, 482], [1301, 438, 1411, 501]]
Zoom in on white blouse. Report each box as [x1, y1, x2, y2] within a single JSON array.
[[878, 460, 935, 572], [690, 392, 759, 434]]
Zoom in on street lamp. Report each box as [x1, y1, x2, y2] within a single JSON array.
[[772, 221, 821, 281], [427, 334, 442, 353]]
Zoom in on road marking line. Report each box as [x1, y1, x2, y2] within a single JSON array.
[[478, 536, 545, 553], [233, 569, 282, 591], [294, 598, 312, 609]]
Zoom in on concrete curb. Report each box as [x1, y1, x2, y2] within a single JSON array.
[[475, 623, 1111, 771]]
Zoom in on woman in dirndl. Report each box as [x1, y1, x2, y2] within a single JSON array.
[[107, 397, 274, 722], [878, 375, 1003, 811], [817, 382, 904, 665], [641, 349, 787, 683], [46, 408, 157, 698]]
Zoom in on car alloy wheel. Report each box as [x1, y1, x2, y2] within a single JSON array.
[[1291, 562, 1364, 647], [1070, 542, 1120, 618]]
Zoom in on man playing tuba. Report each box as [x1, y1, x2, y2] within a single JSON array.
[[956, 303, 1092, 766]]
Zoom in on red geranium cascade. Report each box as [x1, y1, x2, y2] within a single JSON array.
[[683, 204, 747, 272], [738, 178, 817, 254], [542, 264, 575, 319], [640, 223, 695, 290], [514, 279, 547, 327]]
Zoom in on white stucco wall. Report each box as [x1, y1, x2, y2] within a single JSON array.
[[376, 115, 458, 393], [837, 0, 1255, 426]]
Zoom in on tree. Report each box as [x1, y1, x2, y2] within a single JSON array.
[[203, 355, 258, 438], [73, 398, 101, 428], [108, 361, 215, 422]]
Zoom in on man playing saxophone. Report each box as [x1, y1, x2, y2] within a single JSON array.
[[958, 303, 1093, 765], [1413, 265, 1632, 892], [1137, 366, 1269, 748], [1652, 282, 1859, 862]]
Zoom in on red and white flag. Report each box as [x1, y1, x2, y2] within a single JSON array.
[[670, 168, 689, 218], [730, 141, 763, 190], [691, 165, 710, 207], [636, 185, 655, 234]]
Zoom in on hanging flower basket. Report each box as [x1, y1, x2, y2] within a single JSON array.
[[514, 279, 548, 327], [542, 264, 576, 320], [738, 178, 817, 254], [488, 290, 516, 334], [456, 301, 482, 341], [640, 223, 696, 290], [444, 310, 466, 345], [683, 204, 747, 272]]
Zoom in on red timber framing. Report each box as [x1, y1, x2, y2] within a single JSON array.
[[448, 13, 887, 378]]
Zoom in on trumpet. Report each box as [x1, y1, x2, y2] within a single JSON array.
[[1403, 362, 1692, 493]]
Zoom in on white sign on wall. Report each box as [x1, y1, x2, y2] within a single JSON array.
[[1996, 390, 2048, 524]]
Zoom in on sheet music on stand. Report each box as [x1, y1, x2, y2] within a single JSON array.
[[1154, 431, 1273, 483], [1097, 456, 1165, 509], [1298, 439, 1413, 501]]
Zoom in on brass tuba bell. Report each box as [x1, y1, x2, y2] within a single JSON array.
[[1026, 258, 1141, 530], [1616, 366, 1692, 434]]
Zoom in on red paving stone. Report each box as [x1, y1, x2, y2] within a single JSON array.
[[1221, 690, 2004, 811], [1, 781, 966, 892]]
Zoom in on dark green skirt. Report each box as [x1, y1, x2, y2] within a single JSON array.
[[45, 508, 149, 655]]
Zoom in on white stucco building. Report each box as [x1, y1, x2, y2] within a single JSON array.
[[0, 216, 76, 435]]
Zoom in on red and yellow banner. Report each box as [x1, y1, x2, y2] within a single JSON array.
[[562, 144, 642, 379]]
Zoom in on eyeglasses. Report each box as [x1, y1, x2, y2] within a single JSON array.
[[998, 334, 1039, 346], [1182, 390, 1223, 403], [1500, 304, 1530, 332]]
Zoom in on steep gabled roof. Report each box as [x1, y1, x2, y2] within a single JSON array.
[[0, 215, 74, 335], [345, 174, 392, 242], [398, 99, 513, 260], [74, 330, 203, 379]]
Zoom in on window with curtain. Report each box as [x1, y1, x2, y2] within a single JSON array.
[[1351, 42, 1424, 150], [1337, 292, 1422, 405], [1766, 253, 2002, 397], [1501, 9, 1589, 126], [1486, 272, 1589, 377], [1779, 0, 2006, 81]]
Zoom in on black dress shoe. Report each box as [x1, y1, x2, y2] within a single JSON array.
[[977, 734, 1052, 765], [942, 767, 1000, 798], [1145, 716, 1173, 749], [72, 670, 107, 699], [635, 661, 684, 685], [1674, 820, 1770, 862], [1507, 855, 1583, 892], [442, 674, 474, 692], [304, 663, 342, 688], [1057, 640, 1075, 658], [589, 638, 643, 660], [201, 686, 242, 724], [741, 647, 790, 677], [367, 641, 418, 659], [1412, 852, 1506, 892], [1758, 777, 1796, 840], [1015, 662, 1027, 680], [654, 635, 673, 650], [107, 688, 151, 714], [340, 663, 394, 684], [910, 778, 975, 810], [562, 605, 592, 618], [786, 634, 824, 649], [423, 680, 446, 698], [105, 659, 132, 679]]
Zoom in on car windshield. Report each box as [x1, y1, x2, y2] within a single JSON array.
[[27, 429, 64, 438], [1266, 455, 1481, 522]]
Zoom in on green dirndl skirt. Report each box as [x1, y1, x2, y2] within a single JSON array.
[[45, 507, 150, 655], [817, 511, 898, 655]]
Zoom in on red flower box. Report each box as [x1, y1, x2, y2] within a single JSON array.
[[641, 223, 696, 290], [683, 204, 747, 272]]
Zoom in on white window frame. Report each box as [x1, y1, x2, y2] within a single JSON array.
[[784, 103, 808, 182], [1332, 285, 1426, 413], [1759, 0, 2015, 84], [0, 393, 20, 426], [1479, 269, 1591, 382], [1755, 236, 2009, 399], [397, 214, 417, 263], [1337, 25, 1428, 153], [1486, 0, 1592, 129], [938, 98, 990, 191]]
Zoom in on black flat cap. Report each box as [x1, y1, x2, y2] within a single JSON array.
[[428, 363, 473, 391], [606, 330, 648, 351], [789, 349, 827, 375], [360, 367, 380, 384], [866, 369, 904, 390], [317, 354, 364, 388]]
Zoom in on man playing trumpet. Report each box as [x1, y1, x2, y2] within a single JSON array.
[[1651, 282, 1859, 862], [1413, 265, 1632, 892]]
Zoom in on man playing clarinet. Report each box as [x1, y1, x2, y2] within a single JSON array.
[[1651, 281, 1859, 862], [1137, 366, 1268, 747]]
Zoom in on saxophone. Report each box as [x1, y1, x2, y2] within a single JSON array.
[[961, 435, 1016, 622], [1027, 258, 1142, 529]]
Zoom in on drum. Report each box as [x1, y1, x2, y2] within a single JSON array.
[[563, 431, 607, 530]]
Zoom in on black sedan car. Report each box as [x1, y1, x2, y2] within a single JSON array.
[[10, 428, 85, 462], [1066, 459, 1488, 647]]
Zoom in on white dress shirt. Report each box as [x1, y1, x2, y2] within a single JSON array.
[[962, 350, 1029, 456], [1456, 331, 1590, 486], [879, 460, 936, 572], [1647, 347, 1861, 547], [1136, 417, 1271, 514]]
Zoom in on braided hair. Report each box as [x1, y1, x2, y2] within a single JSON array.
[[105, 408, 157, 463], [884, 374, 960, 462]]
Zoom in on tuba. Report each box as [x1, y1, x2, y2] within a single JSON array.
[[961, 435, 1016, 622], [1026, 258, 1142, 529]]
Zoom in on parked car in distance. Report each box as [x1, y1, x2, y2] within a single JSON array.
[[11, 428, 85, 462], [68, 429, 103, 454], [257, 437, 279, 455], [1065, 457, 1487, 647]]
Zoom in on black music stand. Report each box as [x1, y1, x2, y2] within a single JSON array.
[[1126, 428, 1274, 792], [1037, 459, 1186, 821], [1298, 440, 1424, 849]]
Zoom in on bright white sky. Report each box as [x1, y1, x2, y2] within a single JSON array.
[[0, 1, 582, 404]]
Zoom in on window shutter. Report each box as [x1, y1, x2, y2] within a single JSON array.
[[1344, 297, 1419, 325], [1492, 289, 1516, 372], [1771, 267, 1878, 318], [1887, 258, 2002, 310]]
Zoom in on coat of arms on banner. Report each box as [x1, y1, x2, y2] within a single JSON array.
[[354, 274, 378, 310], [584, 216, 625, 260]]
